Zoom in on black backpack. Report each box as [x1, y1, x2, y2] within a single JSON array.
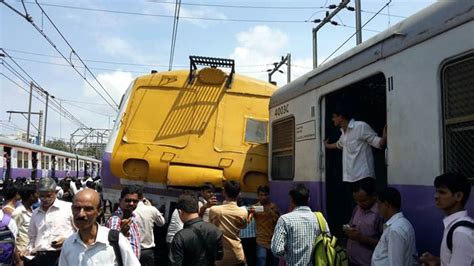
[[0, 214, 15, 264], [447, 220, 474, 252]]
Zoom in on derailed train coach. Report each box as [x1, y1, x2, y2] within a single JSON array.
[[268, 1, 473, 255], [102, 56, 277, 214]]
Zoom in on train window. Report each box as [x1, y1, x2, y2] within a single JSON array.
[[17, 151, 24, 169], [271, 117, 295, 180], [441, 54, 474, 182], [71, 159, 76, 171], [58, 158, 64, 171], [245, 118, 268, 144], [23, 152, 29, 169], [41, 155, 50, 170]]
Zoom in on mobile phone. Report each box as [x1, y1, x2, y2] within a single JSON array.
[[122, 209, 132, 219]]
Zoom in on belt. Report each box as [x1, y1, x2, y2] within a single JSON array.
[[36, 250, 61, 256]]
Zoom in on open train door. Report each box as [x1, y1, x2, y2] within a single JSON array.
[[322, 73, 388, 240]]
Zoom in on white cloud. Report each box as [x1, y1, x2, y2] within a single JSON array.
[[83, 70, 134, 106], [230, 25, 289, 84], [97, 36, 135, 58]]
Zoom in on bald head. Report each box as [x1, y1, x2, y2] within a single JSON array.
[[72, 189, 102, 231], [74, 189, 101, 208]]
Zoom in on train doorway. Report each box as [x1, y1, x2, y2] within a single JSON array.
[[322, 73, 387, 240], [3, 147, 12, 180]]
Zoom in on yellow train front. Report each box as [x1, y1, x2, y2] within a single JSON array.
[[102, 56, 277, 201]]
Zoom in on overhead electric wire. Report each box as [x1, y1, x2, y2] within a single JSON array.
[[9, 56, 149, 74], [168, 0, 181, 71], [33, 1, 119, 110], [1, 52, 89, 128], [0, 72, 76, 126], [320, 0, 392, 66], [61, 101, 115, 117], [148, 0, 326, 10], [1, 1, 119, 111]]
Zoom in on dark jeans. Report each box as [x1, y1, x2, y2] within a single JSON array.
[[25, 250, 61, 266], [241, 237, 256, 266], [140, 248, 155, 266]]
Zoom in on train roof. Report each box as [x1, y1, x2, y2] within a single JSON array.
[[270, 1, 474, 108], [0, 136, 100, 162], [134, 69, 277, 97]]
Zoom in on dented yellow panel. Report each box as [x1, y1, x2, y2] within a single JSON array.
[[109, 68, 277, 192]]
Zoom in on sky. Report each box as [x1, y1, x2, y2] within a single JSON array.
[[0, 0, 436, 143]]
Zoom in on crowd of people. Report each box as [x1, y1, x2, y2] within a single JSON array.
[[0, 171, 471, 266]]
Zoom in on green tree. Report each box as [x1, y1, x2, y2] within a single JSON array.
[[45, 139, 70, 152]]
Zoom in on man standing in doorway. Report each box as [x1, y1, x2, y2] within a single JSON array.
[[325, 105, 387, 224], [325, 105, 387, 183]]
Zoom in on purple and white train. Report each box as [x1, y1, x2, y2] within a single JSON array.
[[269, 1, 473, 255], [0, 136, 101, 180]]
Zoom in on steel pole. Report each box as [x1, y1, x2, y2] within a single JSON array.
[[287, 53, 291, 83], [355, 0, 362, 45], [26, 82, 33, 142], [43, 93, 49, 146], [312, 28, 318, 69]]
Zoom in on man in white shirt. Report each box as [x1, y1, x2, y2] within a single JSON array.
[[325, 106, 387, 183], [25, 177, 75, 265], [12, 184, 37, 266], [419, 173, 474, 266], [325, 105, 387, 230], [59, 188, 140, 266], [372, 187, 417, 266], [198, 183, 217, 222], [134, 186, 165, 266]]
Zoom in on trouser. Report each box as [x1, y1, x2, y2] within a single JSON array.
[[256, 245, 279, 266], [241, 237, 256, 266], [140, 248, 155, 266], [25, 250, 61, 266]]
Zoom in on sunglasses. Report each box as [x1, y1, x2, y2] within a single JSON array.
[[124, 199, 139, 203]]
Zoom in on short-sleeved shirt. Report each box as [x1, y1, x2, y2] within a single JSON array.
[[440, 210, 474, 266], [271, 206, 329, 265], [347, 203, 384, 265], [336, 119, 382, 182], [371, 212, 417, 266]]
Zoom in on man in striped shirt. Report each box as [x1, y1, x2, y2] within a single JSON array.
[[106, 185, 141, 258], [271, 184, 330, 265]]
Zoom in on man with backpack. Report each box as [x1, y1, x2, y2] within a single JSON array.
[[419, 173, 473, 265], [0, 208, 18, 266], [59, 189, 140, 265], [271, 184, 330, 265], [169, 193, 223, 265]]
